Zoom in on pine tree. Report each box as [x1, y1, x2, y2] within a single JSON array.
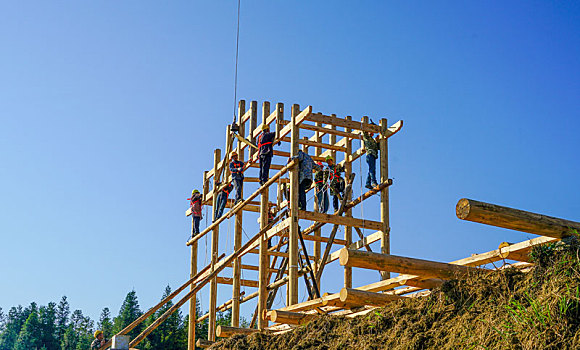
[[0, 307, 5, 333], [0, 305, 28, 350], [38, 303, 59, 350], [113, 290, 143, 340], [55, 296, 69, 340], [15, 306, 41, 350], [98, 308, 114, 340], [143, 286, 184, 350]]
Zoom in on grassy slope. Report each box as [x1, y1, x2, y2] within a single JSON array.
[[211, 241, 580, 350]]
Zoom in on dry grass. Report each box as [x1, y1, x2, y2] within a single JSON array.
[[211, 239, 580, 350]]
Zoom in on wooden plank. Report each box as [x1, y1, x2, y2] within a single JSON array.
[[379, 118, 390, 280], [298, 210, 383, 231], [456, 198, 580, 239]]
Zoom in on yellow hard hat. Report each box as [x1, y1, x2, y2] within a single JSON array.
[[231, 151, 238, 157], [325, 155, 333, 162], [262, 124, 270, 131], [192, 189, 199, 195], [94, 330, 103, 338]]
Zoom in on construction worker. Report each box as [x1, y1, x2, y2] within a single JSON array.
[[326, 156, 346, 212], [257, 124, 278, 185], [229, 151, 244, 204], [289, 150, 321, 211], [362, 128, 379, 189], [214, 182, 234, 221], [189, 189, 203, 237], [314, 161, 329, 213], [91, 330, 105, 350]]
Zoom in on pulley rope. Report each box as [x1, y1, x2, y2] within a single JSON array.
[[232, 0, 241, 124]]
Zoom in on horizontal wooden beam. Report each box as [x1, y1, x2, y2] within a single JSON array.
[[195, 339, 214, 348], [306, 113, 381, 133], [248, 162, 284, 171], [216, 325, 260, 338], [339, 288, 402, 307], [456, 198, 580, 239], [339, 249, 476, 279], [327, 231, 383, 263], [266, 310, 318, 325], [296, 138, 346, 152], [216, 277, 258, 288], [298, 210, 383, 231]]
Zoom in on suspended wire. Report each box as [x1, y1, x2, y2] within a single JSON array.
[[232, 0, 241, 123]]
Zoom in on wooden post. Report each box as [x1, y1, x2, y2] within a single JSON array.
[[456, 198, 580, 239], [313, 121, 322, 276], [379, 118, 390, 280], [187, 241, 198, 350], [208, 149, 221, 341], [288, 104, 300, 306], [258, 101, 271, 330], [231, 100, 246, 327], [344, 116, 353, 288], [249, 101, 257, 159], [275, 103, 285, 210]]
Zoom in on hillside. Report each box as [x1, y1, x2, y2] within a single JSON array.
[[210, 239, 580, 350]]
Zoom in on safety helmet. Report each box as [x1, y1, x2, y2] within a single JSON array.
[[325, 155, 333, 162], [192, 189, 199, 195], [231, 151, 238, 157], [262, 124, 270, 131], [94, 330, 103, 338]]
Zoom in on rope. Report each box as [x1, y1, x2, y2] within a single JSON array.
[[232, 0, 241, 124]]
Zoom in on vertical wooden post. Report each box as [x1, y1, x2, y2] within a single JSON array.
[[231, 100, 246, 327], [249, 101, 257, 159], [313, 121, 322, 276], [379, 118, 390, 280], [275, 103, 285, 210], [208, 149, 221, 340], [288, 104, 300, 306], [258, 101, 271, 329], [330, 114, 337, 162], [344, 116, 353, 288]]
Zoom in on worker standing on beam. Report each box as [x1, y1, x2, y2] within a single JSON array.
[[214, 182, 234, 221], [229, 151, 244, 204], [314, 161, 330, 213], [257, 124, 278, 185], [289, 150, 321, 211], [326, 156, 346, 212], [362, 128, 379, 189], [189, 189, 203, 237]]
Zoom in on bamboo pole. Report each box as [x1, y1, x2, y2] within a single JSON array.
[[456, 198, 580, 239], [288, 104, 300, 306], [339, 249, 476, 279]]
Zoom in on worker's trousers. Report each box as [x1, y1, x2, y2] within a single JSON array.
[[214, 192, 228, 221], [259, 154, 272, 184], [315, 186, 329, 213], [298, 178, 313, 211], [233, 178, 243, 202], [192, 216, 201, 235], [366, 154, 378, 186]]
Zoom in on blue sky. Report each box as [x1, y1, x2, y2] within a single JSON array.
[[0, 1, 579, 323]]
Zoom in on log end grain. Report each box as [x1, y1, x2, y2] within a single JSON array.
[[456, 198, 471, 220]]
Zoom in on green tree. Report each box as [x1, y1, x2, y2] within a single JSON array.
[[61, 310, 94, 350], [38, 303, 59, 350], [0, 307, 5, 333], [142, 286, 184, 350], [55, 296, 69, 340], [113, 290, 143, 340], [98, 307, 114, 340], [15, 305, 41, 350]]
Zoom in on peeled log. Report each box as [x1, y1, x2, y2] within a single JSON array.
[[339, 288, 401, 307], [195, 339, 214, 348], [267, 310, 318, 325], [215, 325, 260, 338], [400, 278, 444, 290], [339, 249, 476, 279], [456, 198, 580, 239]]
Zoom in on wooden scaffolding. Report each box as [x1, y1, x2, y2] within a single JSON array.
[[97, 100, 580, 350]]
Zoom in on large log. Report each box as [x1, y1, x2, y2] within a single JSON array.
[[339, 249, 476, 279], [195, 339, 214, 348], [266, 310, 318, 325], [339, 288, 401, 307], [456, 198, 580, 239], [216, 325, 260, 338]]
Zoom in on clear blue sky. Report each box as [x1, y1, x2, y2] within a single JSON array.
[[1, 1, 579, 323]]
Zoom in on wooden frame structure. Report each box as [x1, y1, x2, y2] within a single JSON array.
[[183, 100, 402, 347], [98, 100, 579, 350]]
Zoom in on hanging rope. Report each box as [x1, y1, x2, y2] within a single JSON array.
[[232, 0, 241, 124]]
